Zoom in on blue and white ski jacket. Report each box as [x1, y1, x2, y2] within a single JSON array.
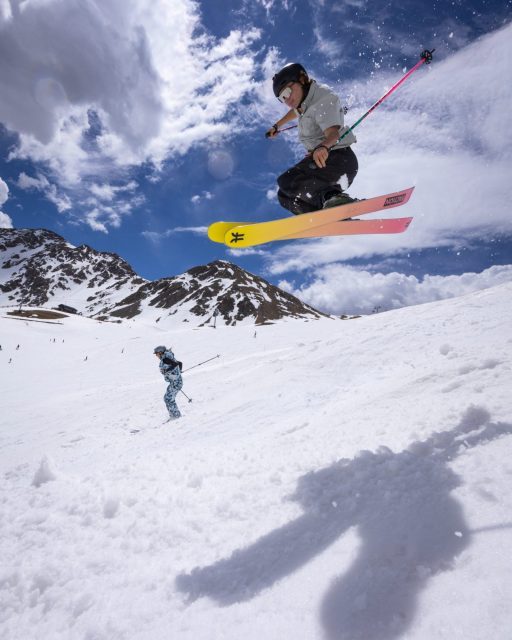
[[159, 349, 182, 383]]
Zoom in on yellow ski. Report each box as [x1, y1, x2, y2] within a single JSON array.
[[212, 188, 414, 248]]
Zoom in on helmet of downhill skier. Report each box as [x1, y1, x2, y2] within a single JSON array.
[[154, 345, 166, 354], [272, 62, 308, 98]]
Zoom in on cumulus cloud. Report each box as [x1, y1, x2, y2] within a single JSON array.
[[1, 1, 162, 154], [0, 0, 260, 184], [0, 0, 261, 231], [279, 264, 512, 315], [0, 176, 13, 228], [0, 212, 12, 228]]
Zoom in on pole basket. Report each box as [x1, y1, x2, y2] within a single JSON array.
[[421, 49, 435, 64]]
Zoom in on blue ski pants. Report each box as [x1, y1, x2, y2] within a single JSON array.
[[164, 376, 183, 419]]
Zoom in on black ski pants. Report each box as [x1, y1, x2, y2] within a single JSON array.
[[277, 146, 358, 215]]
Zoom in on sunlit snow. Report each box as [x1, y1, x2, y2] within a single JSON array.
[[1, 282, 512, 639]]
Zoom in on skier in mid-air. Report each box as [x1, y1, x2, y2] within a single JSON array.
[[266, 62, 358, 215], [154, 345, 183, 420]]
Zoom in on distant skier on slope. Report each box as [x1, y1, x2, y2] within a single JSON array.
[[266, 62, 358, 215], [154, 345, 183, 420]]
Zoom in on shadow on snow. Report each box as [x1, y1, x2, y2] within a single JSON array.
[[176, 406, 512, 640]]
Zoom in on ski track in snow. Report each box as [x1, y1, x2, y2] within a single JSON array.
[[1, 283, 512, 639]]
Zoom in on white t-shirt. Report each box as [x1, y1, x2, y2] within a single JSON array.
[[298, 81, 356, 152]]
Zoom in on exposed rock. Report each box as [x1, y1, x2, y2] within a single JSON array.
[[0, 228, 329, 325]]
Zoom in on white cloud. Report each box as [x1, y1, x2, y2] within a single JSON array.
[[0, 176, 8, 206], [191, 191, 213, 205], [84, 198, 145, 233], [0, 0, 13, 23], [172, 226, 208, 234], [17, 171, 71, 212], [80, 183, 143, 232], [280, 264, 512, 315], [266, 187, 278, 201], [248, 0, 293, 15], [85, 214, 107, 234], [1, 2, 163, 153], [89, 181, 138, 202], [142, 226, 208, 243], [0, 0, 261, 187], [44, 188, 72, 214], [17, 172, 48, 191], [227, 246, 267, 257], [17, 171, 143, 230], [0, 0, 262, 232], [0, 176, 13, 228], [0, 212, 12, 228]]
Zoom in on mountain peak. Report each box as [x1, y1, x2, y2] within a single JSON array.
[[0, 228, 328, 326]]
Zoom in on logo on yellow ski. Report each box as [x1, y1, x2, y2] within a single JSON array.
[[229, 231, 245, 244], [207, 221, 245, 244]]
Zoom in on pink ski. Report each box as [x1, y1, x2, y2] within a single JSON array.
[[283, 216, 413, 240]]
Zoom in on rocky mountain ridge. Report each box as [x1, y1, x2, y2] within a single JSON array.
[[0, 228, 328, 326]]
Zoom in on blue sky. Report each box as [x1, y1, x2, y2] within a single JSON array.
[[1, 0, 511, 315]]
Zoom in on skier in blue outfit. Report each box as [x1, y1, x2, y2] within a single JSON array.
[[154, 345, 183, 420]]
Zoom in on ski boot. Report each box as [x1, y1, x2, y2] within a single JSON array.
[[322, 190, 357, 209]]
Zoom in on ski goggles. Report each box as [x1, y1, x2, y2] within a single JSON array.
[[278, 85, 293, 103]]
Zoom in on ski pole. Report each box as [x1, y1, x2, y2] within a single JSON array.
[[266, 108, 347, 137], [268, 50, 434, 143], [335, 48, 435, 145], [180, 389, 193, 403], [265, 124, 298, 137], [182, 354, 220, 373]]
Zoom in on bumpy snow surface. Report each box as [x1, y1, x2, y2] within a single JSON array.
[[1, 282, 512, 639]]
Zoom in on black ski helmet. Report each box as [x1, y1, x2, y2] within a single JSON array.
[[272, 62, 308, 98]]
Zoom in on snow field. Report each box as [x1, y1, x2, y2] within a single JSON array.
[[1, 283, 512, 639]]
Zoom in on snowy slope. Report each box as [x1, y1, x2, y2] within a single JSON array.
[[1, 282, 512, 640]]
